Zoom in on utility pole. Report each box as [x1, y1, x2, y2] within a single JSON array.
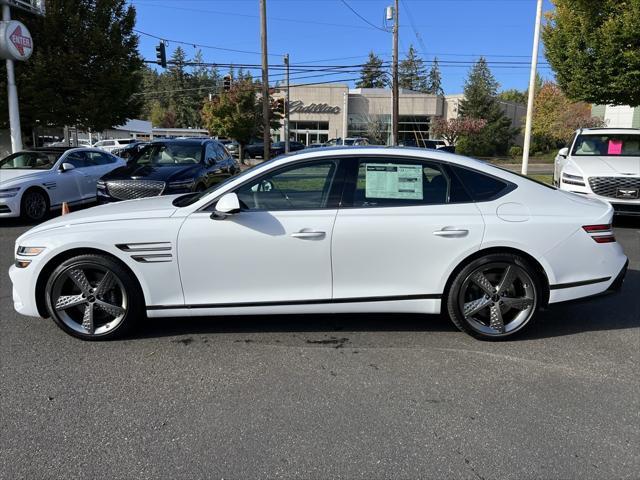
[[284, 53, 290, 154], [391, 0, 399, 146], [2, 4, 22, 152], [521, 0, 543, 175], [260, 0, 270, 161]]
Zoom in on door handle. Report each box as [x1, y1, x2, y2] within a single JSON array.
[[433, 228, 469, 238], [291, 229, 326, 239]]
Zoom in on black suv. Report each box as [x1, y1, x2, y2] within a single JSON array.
[[97, 139, 239, 202]]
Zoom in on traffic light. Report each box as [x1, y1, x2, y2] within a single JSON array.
[[155, 42, 167, 69], [223, 75, 232, 92]]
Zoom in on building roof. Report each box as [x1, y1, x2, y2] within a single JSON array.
[[114, 119, 153, 134]]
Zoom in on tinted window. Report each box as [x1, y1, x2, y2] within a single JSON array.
[[345, 158, 470, 207], [204, 143, 216, 164], [236, 160, 338, 211], [452, 166, 511, 201], [86, 151, 115, 165], [133, 143, 202, 165], [64, 152, 89, 168], [214, 144, 226, 161]]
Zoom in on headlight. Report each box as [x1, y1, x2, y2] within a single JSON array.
[[17, 246, 45, 256], [168, 179, 195, 189], [0, 187, 20, 198], [561, 172, 585, 186]]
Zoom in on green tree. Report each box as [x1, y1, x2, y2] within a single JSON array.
[[457, 58, 516, 156], [426, 57, 444, 95], [356, 52, 388, 88], [498, 89, 527, 104], [398, 45, 428, 92], [0, 0, 143, 133], [201, 79, 281, 161], [543, 0, 640, 106]]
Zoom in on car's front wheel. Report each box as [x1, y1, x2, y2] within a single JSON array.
[[446, 253, 542, 340], [21, 189, 49, 222], [45, 254, 143, 340]]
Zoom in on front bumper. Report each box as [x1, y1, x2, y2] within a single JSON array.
[[9, 262, 42, 317], [0, 195, 21, 217]]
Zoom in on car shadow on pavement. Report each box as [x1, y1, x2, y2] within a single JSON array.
[[134, 269, 639, 341]]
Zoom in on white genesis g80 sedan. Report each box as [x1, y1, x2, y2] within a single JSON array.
[[9, 147, 628, 340]]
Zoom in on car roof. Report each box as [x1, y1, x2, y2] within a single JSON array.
[[150, 138, 211, 146], [579, 127, 640, 135]]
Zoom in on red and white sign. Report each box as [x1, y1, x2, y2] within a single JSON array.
[[0, 20, 34, 61]]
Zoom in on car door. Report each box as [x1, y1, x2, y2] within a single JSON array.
[[53, 151, 92, 204], [177, 158, 344, 306], [85, 151, 123, 195], [331, 156, 485, 300]]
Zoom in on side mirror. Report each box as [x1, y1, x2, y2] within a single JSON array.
[[211, 192, 240, 220], [558, 147, 569, 158], [60, 162, 75, 172]]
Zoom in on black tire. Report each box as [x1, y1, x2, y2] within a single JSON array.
[[44, 254, 144, 340], [21, 188, 50, 222], [446, 253, 542, 340]]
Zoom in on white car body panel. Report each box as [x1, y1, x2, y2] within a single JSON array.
[[331, 202, 485, 299], [8, 147, 628, 324], [0, 148, 125, 218]]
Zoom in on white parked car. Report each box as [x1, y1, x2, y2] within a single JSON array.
[[0, 147, 125, 221], [93, 138, 138, 153], [10, 147, 628, 341], [554, 128, 640, 215]]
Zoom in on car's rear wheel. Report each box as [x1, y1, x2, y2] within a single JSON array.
[[446, 253, 541, 340], [45, 254, 143, 340], [21, 189, 49, 222]]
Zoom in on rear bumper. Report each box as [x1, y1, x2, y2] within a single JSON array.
[[548, 258, 628, 305]]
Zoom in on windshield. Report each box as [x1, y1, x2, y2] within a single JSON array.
[[572, 134, 640, 157], [131, 143, 202, 166], [0, 151, 61, 170], [173, 157, 281, 207]]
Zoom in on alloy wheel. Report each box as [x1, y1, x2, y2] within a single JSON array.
[[458, 262, 536, 336], [23, 191, 48, 220], [50, 264, 128, 336]]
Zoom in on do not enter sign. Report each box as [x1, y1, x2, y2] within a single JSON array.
[[0, 20, 33, 61]]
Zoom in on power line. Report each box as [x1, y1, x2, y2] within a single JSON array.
[[133, 28, 284, 57], [339, 0, 390, 32]]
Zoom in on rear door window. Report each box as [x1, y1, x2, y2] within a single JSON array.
[[342, 157, 471, 207], [451, 166, 513, 201]]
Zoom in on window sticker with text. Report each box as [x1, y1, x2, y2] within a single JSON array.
[[365, 163, 423, 200]]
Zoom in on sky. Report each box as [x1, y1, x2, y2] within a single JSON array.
[[129, 0, 555, 95]]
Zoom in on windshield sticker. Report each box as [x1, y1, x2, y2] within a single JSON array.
[[365, 164, 423, 200], [608, 139, 623, 155]]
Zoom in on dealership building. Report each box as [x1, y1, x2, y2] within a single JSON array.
[[273, 83, 526, 146]]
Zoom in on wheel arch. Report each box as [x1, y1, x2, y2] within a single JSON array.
[[443, 246, 551, 308], [20, 185, 50, 210], [35, 247, 145, 317]]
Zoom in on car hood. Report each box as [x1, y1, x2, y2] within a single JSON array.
[[571, 156, 640, 176], [20, 195, 180, 238], [0, 169, 52, 186], [101, 163, 201, 182]]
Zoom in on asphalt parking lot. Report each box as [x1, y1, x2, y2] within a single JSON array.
[[1, 215, 638, 479]]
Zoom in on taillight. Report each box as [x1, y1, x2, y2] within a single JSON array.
[[583, 224, 616, 243]]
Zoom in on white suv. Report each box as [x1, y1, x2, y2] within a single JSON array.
[[93, 138, 137, 153], [554, 128, 640, 215]]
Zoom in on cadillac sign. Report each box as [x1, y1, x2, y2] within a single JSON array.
[[289, 100, 340, 114], [0, 20, 34, 61]]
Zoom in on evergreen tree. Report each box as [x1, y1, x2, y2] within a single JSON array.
[[167, 47, 200, 128], [426, 57, 444, 96], [0, 0, 143, 133], [457, 57, 515, 156], [398, 45, 428, 92], [356, 52, 388, 88]]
